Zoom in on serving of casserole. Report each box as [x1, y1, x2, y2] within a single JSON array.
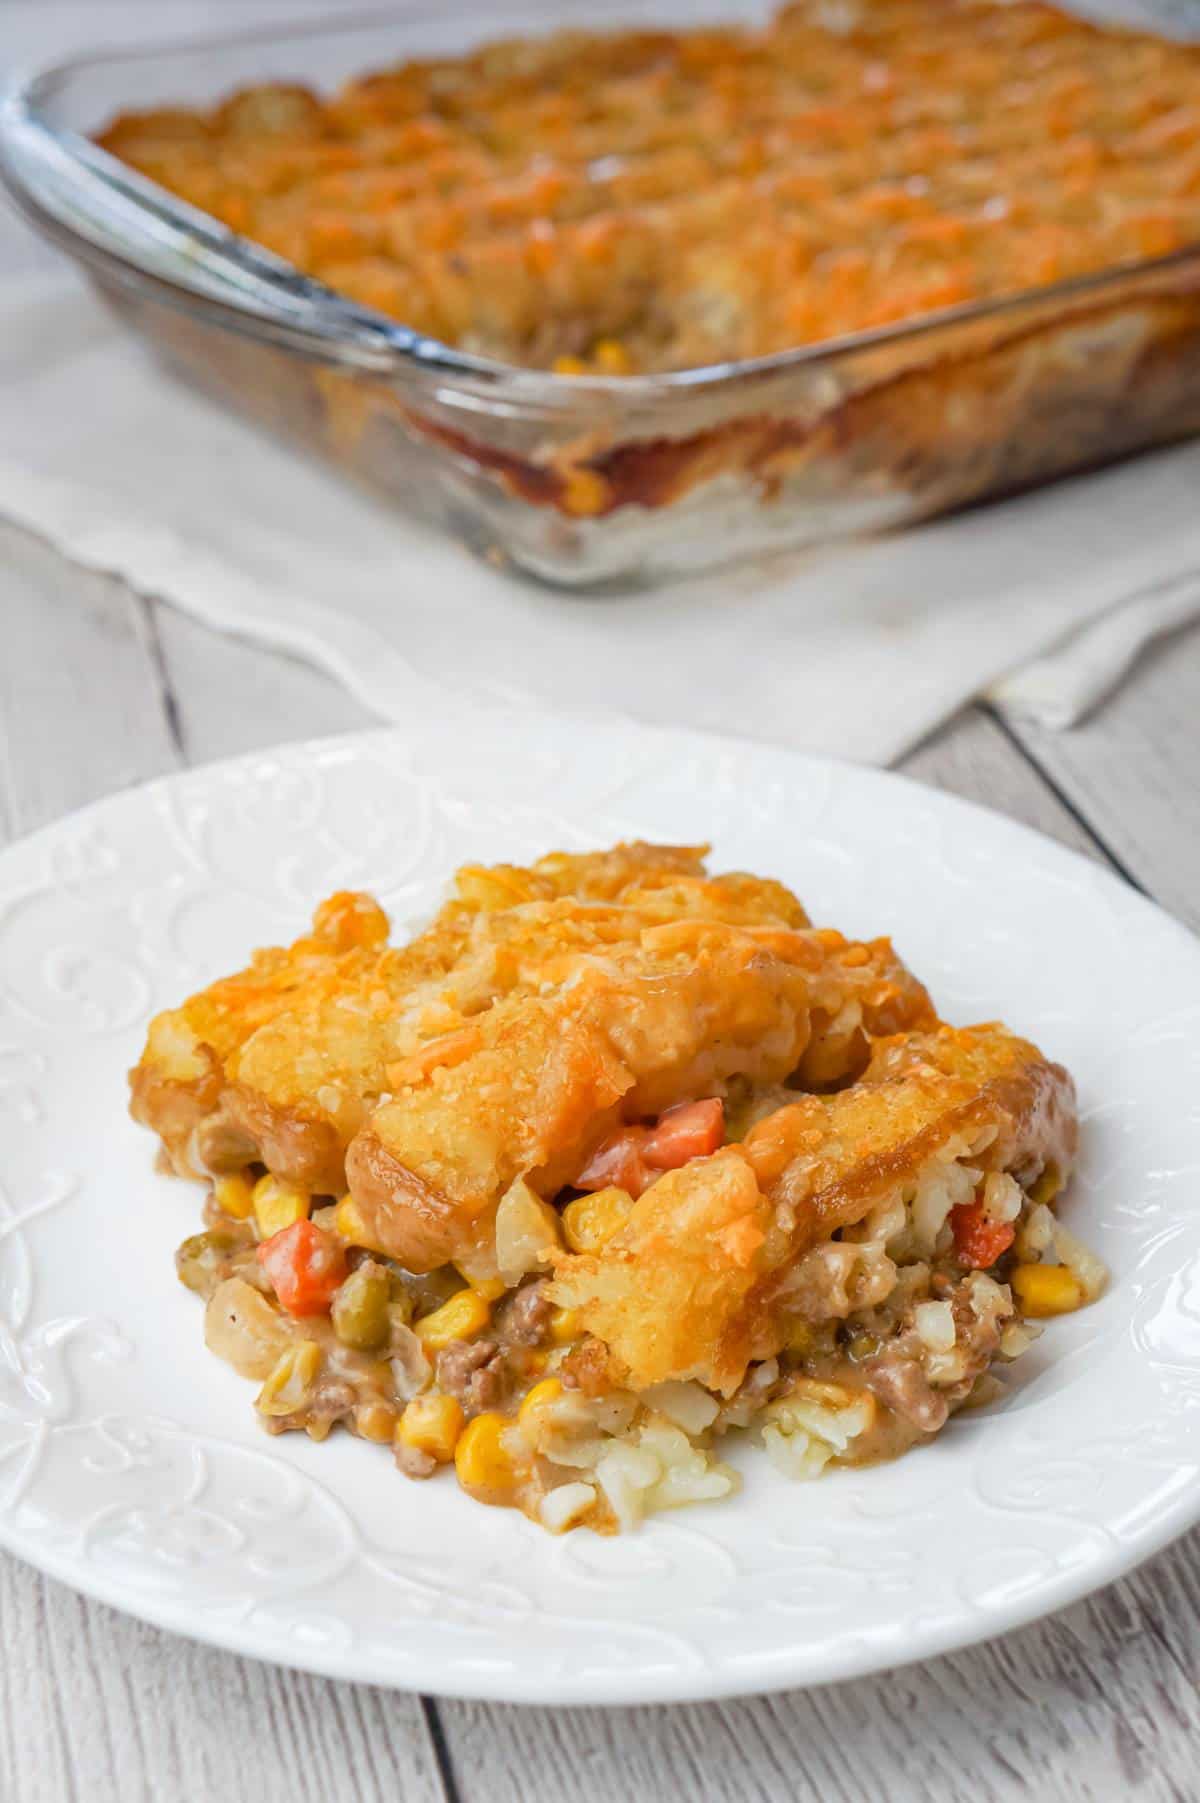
[[130, 841, 1104, 1535]]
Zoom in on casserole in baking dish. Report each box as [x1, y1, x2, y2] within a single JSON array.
[[4, 0, 1200, 583]]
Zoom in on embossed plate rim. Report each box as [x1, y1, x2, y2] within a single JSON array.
[[1, 714, 1198, 1705]]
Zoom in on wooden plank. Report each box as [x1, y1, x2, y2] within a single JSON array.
[[0, 520, 180, 845], [435, 1567, 1197, 1803], [901, 705, 1102, 864], [995, 618, 1200, 934], [154, 602, 368, 763], [0, 526, 443, 1803], [0, 1569, 448, 1803]]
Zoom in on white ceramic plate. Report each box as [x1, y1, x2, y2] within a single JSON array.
[[2, 715, 1198, 1706]]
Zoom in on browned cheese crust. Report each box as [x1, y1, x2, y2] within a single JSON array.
[[129, 842, 818, 1194], [96, 0, 1200, 375], [549, 1023, 1076, 1394]]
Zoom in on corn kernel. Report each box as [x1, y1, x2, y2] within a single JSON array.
[[355, 1401, 398, 1444], [1011, 1262, 1087, 1317], [592, 337, 632, 374], [552, 353, 587, 375], [398, 1393, 465, 1463], [455, 1266, 506, 1303], [335, 1194, 384, 1253], [213, 1173, 255, 1220], [560, 465, 610, 518], [518, 1377, 564, 1437], [548, 1305, 580, 1346], [454, 1410, 520, 1497], [253, 1173, 310, 1239], [414, 1288, 492, 1351], [561, 1187, 633, 1253], [256, 1340, 320, 1416]]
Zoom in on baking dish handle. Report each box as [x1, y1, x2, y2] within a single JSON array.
[[0, 71, 463, 374]]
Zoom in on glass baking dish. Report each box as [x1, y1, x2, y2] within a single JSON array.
[[4, 0, 1200, 588]]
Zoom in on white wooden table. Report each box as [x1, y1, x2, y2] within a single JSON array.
[[5, 6, 1200, 1799]]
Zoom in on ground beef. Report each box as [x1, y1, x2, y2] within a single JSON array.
[[862, 1350, 949, 1434], [493, 1279, 554, 1346], [436, 1338, 510, 1415], [558, 1338, 616, 1396], [950, 1278, 1009, 1360], [309, 1376, 358, 1421], [260, 1375, 358, 1438], [862, 1272, 1013, 1433]]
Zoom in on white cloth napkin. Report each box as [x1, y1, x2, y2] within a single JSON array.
[[3, 274, 1199, 765]]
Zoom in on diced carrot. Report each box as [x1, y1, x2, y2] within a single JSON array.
[[575, 1129, 650, 1197], [574, 1098, 725, 1197], [949, 1199, 1015, 1270], [642, 1099, 725, 1170], [257, 1219, 347, 1316]]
